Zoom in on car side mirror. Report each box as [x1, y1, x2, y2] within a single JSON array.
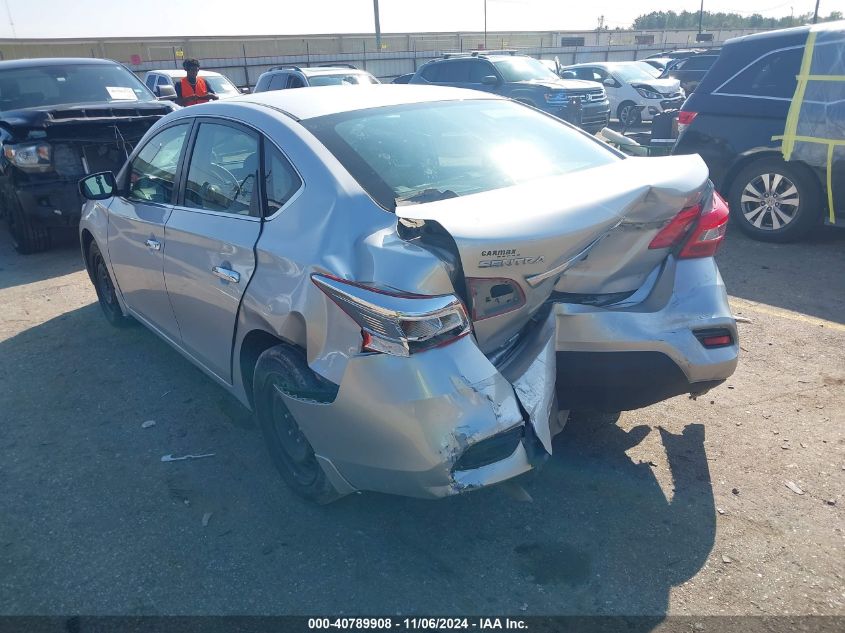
[[240, 86, 251, 94], [79, 172, 116, 201], [157, 84, 177, 101], [481, 75, 499, 86], [603, 77, 617, 88], [560, 71, 576, 79]]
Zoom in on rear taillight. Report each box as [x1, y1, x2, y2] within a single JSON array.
[[649, 190, 729, 259], [648, 204, 701, 250], [679, 191, 729, 259], [311, 274, 471, 357], [677, 110, 697, 133]]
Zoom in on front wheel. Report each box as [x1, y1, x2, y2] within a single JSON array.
[[5, 194, 51, 254], [727, 158, 822, 242], [253, 345, 342, 504], [617, 101, 641, 127]]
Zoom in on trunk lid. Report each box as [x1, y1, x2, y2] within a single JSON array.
[[396, 154, 709, 353]]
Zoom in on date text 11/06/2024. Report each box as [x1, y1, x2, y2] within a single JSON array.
[[307, 618, 528, 629]]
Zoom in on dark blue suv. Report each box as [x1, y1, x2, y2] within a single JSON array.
[[410, 52, 611, 134]]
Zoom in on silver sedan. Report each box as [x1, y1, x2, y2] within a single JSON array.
[[78, 86, 737, 502]]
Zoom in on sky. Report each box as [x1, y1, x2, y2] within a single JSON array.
[[0, 0, 828, 39]]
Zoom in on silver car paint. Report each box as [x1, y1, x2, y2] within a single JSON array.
[[80, 87, 737, 499]]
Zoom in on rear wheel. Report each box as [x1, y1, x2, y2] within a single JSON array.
[[727, 158, 822, 243], [5, 194, 51, 254], [253, 345, 341, 504], [88, 241, 132, 327]]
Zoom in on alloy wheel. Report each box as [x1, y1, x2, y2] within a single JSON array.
[[740, 172, 800, 231]]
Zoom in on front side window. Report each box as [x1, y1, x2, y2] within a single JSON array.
[[303, 99, 618, 210], [127, 124, 190, 203], [720, 48, 803, 99], [468, 61, 497, 83], [183, 122, 260, 216]]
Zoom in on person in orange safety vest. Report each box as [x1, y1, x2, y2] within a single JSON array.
[[175, 58, 219, 107]]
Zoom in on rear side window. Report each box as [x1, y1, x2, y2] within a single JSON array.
[[263, 145, 302, 215], [720, 48, 803, 99]]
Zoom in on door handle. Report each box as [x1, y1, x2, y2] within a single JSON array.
[[145, 238, 161, 251], [212, 266, 240, 284]]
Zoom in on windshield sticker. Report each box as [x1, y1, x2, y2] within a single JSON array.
[[106, 86, 138, 101]]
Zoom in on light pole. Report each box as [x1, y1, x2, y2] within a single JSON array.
[[484, 0, 488, 49], [698, 0, 704, 36], [373, 0, 382, 51], [813, 0, 820, 23]]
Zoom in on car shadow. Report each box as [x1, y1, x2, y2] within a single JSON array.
[[1, 302, 715, 621], [716, 223, 845, 324], [0, 228, 83, 291]]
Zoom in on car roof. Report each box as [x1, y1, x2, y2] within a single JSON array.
[[0, 57, 121, 71], [146, 69, 223, 78], [232, 84, 502, 120]]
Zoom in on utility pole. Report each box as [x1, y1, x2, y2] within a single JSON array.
[[484, 0, 487, 49], [373, 0, 382, 51], [698, 0, 704, 35], [813, 0, 820, 23]]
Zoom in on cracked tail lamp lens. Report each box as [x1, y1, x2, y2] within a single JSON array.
[[311, 274, 471, 357], [466, 278, 526, 320]]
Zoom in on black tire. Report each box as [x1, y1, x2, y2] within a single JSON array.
[[617, 101, 641, 126], [253, 344, 341, 504], [5, 194, 51, 254], [727, 157, 822, 243], [88, 241, 132, 328]]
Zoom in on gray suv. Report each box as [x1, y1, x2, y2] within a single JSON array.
[[254, 64, 379, 92], [410, 52, 611, 133]]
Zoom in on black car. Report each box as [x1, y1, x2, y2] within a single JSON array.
[[662, 54, 718, 94], [673, 24, 845, 242], [409, 52, 611, 134], [0, 58, 176, 253]]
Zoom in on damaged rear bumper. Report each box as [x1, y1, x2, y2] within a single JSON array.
[[280, 325, 559, 499], [554, 256, 738, 411]]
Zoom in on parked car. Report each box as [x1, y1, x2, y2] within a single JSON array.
[[254, 65, 379, 92], [78, 85, 737, 502], [673, 23, 845, 242], [143, 69, 245, 100], [561, 61, 685, 125], [643, 57, 674, 73], [661, 54, 718, 94], [409, 51, 611, 134], [0, 57, 176, 253]]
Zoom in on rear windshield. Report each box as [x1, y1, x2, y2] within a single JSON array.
[[302, 100, 618, 210], [309, 73, 379, 86], [0, 63, 156, 111]]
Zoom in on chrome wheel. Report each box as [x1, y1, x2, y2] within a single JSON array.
[[740, 172, 800, 231]]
